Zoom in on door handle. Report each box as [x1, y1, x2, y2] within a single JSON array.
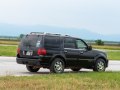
[[64, 50, 68, 53], [80, 51, 84, 54]]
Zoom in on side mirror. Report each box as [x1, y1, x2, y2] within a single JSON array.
[[87, 45, 92, 51]]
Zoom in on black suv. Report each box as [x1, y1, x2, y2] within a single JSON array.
[[16, 32, 108, 73]]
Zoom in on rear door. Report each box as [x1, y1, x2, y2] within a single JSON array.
[[44, 36, 61, 56], [64, 38, 80, 67], [19, 35, 43, 58]]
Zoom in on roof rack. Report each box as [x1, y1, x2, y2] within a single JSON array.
[[30, 32, 71, 37], [46, 33, 61, 36], [30, 32, 44, 35], [65, 35, 70, 37], [30, 32, 61, 36]]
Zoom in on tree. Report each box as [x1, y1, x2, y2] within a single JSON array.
[[95, 39, 104, 45], [19, 34, 24, 39]]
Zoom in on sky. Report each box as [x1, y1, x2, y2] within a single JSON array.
[[0, 0, 120, 35]]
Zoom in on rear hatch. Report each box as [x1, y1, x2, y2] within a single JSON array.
[[18, 35, 43, 58]]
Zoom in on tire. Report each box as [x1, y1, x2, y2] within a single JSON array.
[[26, 65, 40, 72], [71, 68, 81, 72], [50, 58, 65, 73], [93, 58, 106, 72]]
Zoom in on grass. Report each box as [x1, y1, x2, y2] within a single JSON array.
[[0, 45, 17, 56], [0, 45, 120, 60], [0, 72, 120, 90], [0, 40, 19, 45], [107, 51, 120, 60], [92, 45, 120, 50]]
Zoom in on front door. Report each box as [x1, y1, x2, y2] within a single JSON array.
[[75, 39, 94, 67]]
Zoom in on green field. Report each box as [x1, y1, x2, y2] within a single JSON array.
[[0, 72, 120, 90], [0, 40, 120, 60], [0, 45, 120, 60], [107, 51, 120, 60], [0, 45, 17, 56], [0, 39, 19, 45], [92, 45, 120, 50]]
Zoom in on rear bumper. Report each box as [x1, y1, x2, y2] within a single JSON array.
[[16, 58, 49, 67]]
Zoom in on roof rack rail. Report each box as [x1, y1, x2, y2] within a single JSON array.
[[30, 32, 44, 35], [30, 32, 63, 36], [65, 35, 70, 37], [46, 33, 61, 36]]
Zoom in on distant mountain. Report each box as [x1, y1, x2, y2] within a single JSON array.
[[0, 24, 119, 41]]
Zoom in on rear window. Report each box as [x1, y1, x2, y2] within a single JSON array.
[[44, 36, 60, 49], [20, 35, 42, 48]]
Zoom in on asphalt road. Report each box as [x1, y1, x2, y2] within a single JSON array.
[[0, 56, 120, 76]]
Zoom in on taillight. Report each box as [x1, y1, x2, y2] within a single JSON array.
[[17, 48, 20, 54], [37, 48, 47, 55]]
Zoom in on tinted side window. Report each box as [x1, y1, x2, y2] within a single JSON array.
[[44, 36, 60, 49], [76, 39, 87, 50], [64, 38, 76, 48]]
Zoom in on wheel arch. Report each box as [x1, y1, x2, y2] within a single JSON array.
[[49, 55, 66, 67], [94, 54, 108, 67]]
